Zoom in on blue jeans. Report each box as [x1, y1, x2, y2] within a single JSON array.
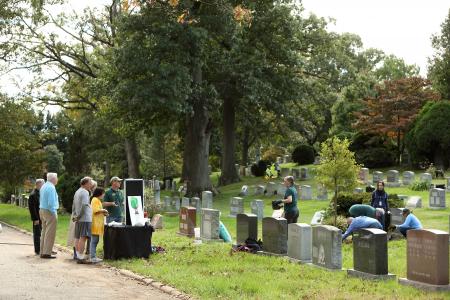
[[399, 227, 410, 237], [90, 235, 100, 259], [106, 216, 122, 224]]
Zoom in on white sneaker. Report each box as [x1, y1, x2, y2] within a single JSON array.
[[90, 257, 103, 263]]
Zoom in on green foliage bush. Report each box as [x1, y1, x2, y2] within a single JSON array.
[[291, 144, 315, 165], [387, 194, 403, 208], [57, 174, 82, 213], [322, 215, 348, 233], [251, 160, 268, 177], [350, 133, 396, 168], [331, 192, 372, 217], [261, 146, 285, 163], [409, 181, 431, 191]]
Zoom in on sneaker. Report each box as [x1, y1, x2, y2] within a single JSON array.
[[90, 257, 103, 264]]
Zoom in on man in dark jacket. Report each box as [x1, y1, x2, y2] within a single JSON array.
[[28, 179, 45, 255]]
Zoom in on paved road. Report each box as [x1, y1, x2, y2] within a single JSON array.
[[0, 225, 174, 300]]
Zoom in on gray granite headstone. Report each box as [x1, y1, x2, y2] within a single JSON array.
[[406, 196, 422, 209], [164, 196, 171, 210], [190, 197, 201, 212], [403, 171, 415, 185], [386, 170, 400, 187], [429, 188, 446, 209], [420, 173, 432, 184], [266, 182, 276, 196], [312, 225, 342, 269], [154, 180, 161, 204], [316, 184, 328, 201], [236, 213, 258, 244], [262, 217, 287, 254], [359, 168, 370, 184], [254, 185, 265, 196], [352, 228, 389, 275], [181, 197, 190, 208], [200, 208, 221, 241], [390, 208, 405, 226], [171, 197, 180, 211], [165, 179, 171, 191], [300, 185, 312, 200], [251, 199, 264, 220], [229, 197, 244, 217], [373, 171, 384, 184], [292, 169, 300, 180], [300, 167, 309, 180], [310, 211, 324, 225], [201, 191, 213, 209], [288, 223, 312, 262], [281, 168, 290, 177]]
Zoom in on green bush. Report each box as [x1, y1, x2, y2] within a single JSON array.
[[410, 181, 431, 191], [388, 194, 403, 208], [261, 146, 285, 163], [331, 192, 372, 217], [350, 133, 396, 168], [322, 215, 348, 233], [251, 160, 268, 177], [291, 144, 315, 165], [57, 174, 82, 213]]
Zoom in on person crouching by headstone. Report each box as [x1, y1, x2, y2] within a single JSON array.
[[28, 179, 45, 255], [394, 208, 422, 237], [72, 177, 93, 261], [103, 176, 123, 224], [370, 181, 389, 230], [280, 176, 299, 224], [342, 216, 383, 241], [39, 173, 59, 259]]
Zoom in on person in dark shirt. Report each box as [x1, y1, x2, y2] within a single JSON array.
[[28, 179, 45, 255], [280, 176, 299, 224], [370, 181, 389, 230]]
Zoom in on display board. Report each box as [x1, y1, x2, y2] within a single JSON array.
[[124, 179, 145, 226]]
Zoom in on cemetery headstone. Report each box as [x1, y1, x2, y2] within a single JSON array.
[[250, 199, 264, 220], [300, 185, 312, 200], [348, 228, 396, 280], [190, 197, 202, 212], [236, 213, 258, 244], [181, 197, 190, 208], [310, 211, 325, 225], [406, 196, 422, 209], [154, 180, 161, 204], [200, 208, 221, 242], [292, 169, 300, 180], [178, 207, 196, 237], [165, 179, 171, 191], [235, 164, 240, 176], [150, 214, 163, 229], [386, 170, 401, 187], [287, 223, 312, 263], [245, 167, 252, 177], [283, 154, 291, 164], [164, 196, 171, 210], [276, 183, 287, 196], [390, 208, 405, 226], [403, 171, 415, 185], [373, 171, 383, 184], [300, 167, 309, 180], [239, 185, 249, 197], [312, 225, 342, 270], [262, 217, 288, 255], [359, 168, 370, 184], [399, 229, 450, 290], [266, 182, 276, 196], [229, 197, 244, 217], [171, 197, 180, 212], [420, 172, 432, 184], [429, 188, 446, 209], [316, 184, 328, 201], [281, 167, 290, 177], [254, 185, 265, 196], [201, 191, 213, 209]]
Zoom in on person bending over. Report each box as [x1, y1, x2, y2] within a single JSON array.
[[342, 216, 383, 241]]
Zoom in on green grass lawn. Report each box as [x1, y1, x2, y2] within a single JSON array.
[[1, 168, 450, 299]]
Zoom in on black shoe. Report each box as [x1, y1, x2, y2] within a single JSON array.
[[40, 254, 56, 259], [73, 247, 77, 260]]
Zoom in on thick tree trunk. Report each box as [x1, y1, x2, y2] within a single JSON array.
[[219, 95, 240, 186], [182, 62, 213, 196], [104, 161, 111, 187], [241, 126, 250, 166], [124, 136, 140, 178]]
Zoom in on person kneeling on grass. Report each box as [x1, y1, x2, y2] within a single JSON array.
[[394, 208, 422, 237], [342, 216, 383, 241], [90, 187, 108, 263]]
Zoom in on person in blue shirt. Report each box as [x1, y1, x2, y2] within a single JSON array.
[[39, 172, 59, 259], [395, 208, 423, 237], [342, 216, 383, 240], [280, 176, 298, 224]]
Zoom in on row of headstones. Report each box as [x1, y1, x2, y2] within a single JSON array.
[[359, 168, 441, 186], [262, 182, 327, 200], [163, 191, 214, 212], [279, 167, 311, 180], [177, 207, 224, 242], [237, 214, 450, 288]]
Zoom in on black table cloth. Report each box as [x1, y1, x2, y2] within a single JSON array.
[[103, 225, 153, 260]]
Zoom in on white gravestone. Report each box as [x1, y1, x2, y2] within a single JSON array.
[[229, 197, 244, 217], [288, 223, 312, 263], [300, 185, 312, 200]]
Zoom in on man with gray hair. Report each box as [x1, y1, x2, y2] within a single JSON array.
[[28, 178, 45, 255], [72, 176, 93, 260], [39, 173, 59, 259]]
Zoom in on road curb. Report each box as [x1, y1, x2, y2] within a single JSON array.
[[0, 220, 192, 300]]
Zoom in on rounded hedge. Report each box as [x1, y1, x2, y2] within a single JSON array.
[[291, 144, 315, 165]]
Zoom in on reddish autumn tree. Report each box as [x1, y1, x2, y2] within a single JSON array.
[[354, 77, 440, 164]]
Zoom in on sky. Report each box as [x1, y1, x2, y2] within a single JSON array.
[[301, 0, 449, 75], [1, 0, 448, 99]]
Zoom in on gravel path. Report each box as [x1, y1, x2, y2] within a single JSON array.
[[0, 225, 175, 300]]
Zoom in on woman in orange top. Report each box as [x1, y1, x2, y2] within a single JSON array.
[[90, 188, 108, 263]]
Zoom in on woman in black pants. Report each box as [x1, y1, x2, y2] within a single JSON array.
[[281, 176, 299, 224]]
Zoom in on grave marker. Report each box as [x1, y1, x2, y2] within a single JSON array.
[[201, 191, 213, 209], [420, 173, 432, 184], [299, 167, 309, 180], [236, 213, 258, 244], [178, 207, 196, 237], [316, 184, 328, 201], [390, 208, 405, 226], [200, 208, 221, 242], [266, 182, 276, 196], [287, 223, 312, 263], [181, 197, 190, 208], [254, 185, 265, 196], [250, 200, 264, 220], [229, 197, 244, 217], [190, 197, 201, 212], [312, 225, 342, 270], [359, 168, 370, 184], [276, 183, 287, 196], [406, 196, 422, 209], [281, 168, 290, 177], [403, 171, 416, 186], [262, 217, 287, 255], [429, 188, 446, 209], [373, 171, 383, 184], [300, 185, 312, 200], [292, 169, 300, 180], [386, 170, 401, 187]]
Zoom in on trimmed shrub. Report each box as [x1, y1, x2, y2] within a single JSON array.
[[262, 146, 285, 163], [387, 194, 403, 208], [251, 160, 268, 177], [291, 144, 315, 165], [332, 192, 372, 217], [410, 181, 431, 191], [322, 215, 348, 233]]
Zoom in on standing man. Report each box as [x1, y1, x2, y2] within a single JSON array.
[[28, 179, 45, 255], [39, 173, 59, 259], [103, 176, 123, 223], [72, 177, 93, 260]]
